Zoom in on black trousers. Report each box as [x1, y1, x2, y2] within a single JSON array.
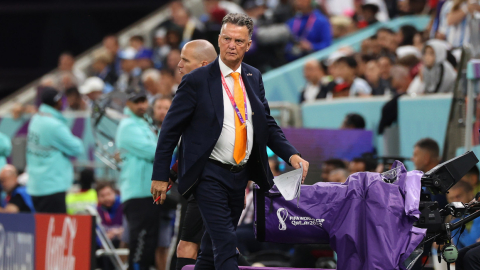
[[31, 191, 67, 213], [193, 160, 249, 270], [456, 242, 480, 270], [123, 197, 162, 270]]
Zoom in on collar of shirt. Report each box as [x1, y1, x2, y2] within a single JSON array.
[[219, 57, 242, 78]]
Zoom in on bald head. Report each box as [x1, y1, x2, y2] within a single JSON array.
[[304, 59, 324, 84], [178, 40, 217, 77], [390, 65, 411, 93], [0, 165, 18, 193]]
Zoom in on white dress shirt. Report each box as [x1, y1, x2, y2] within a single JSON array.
[[303, 82, 320, 102], [210, 58, 254, 166]]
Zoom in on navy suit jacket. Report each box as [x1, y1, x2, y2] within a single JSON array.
[[151, 57, 298, 198]]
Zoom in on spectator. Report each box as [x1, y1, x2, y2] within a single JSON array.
[[116, 47, 142, 92], [142, 69, 164, 104], [65, 87, 88, 111], [96, 181, 124, 270], [166, 29, 182, 50], [58, 52, 86, 84], [96, 181, 124, 246], [328, 168, 349, 182], [158, 1, 205, 48], [285, 0, 333, 61], [299, 59, 328, 103], [376, 28, 396, 53], [0, 165, 35, 213], [341, 113, 366, 129], [0, 132, 12, 170], [331, 16, 354, 38], [159, 69, 176, 95], [334, 56, 372, 97], [66, 168, 97, 215], [152, 97, 172, 129], [422, 39, 457, 93], [378, 65, 412, 134], [153, 28, 171, 69], [80, 77, 105, 105], [102, 35, 121, 75], [354, 53, 372, 78], [396, 25, 418, 46], [360, 35, 382, 56], [396, 52, 421, 73], [448, 181, 480, 249], [348, 157, 377, 173], [203, 0, 245, 18], [364, 59, 391, 95], [172, 7, 205, 47], [26, 88, 84, 213], [129, 35, 146, 52], [91, 48, 118, 86], [318, 0, 355, 17], [460, 165, 480, 194], [136, 48, 154, 71], [166, 49, 182, 73], [57, 71, 79, 91], [378, 55, 394, 83], [413, 31, 426, 52], [361, 3, 380, 26], [437, 0, 479, 47], [321, 158, 347, 181], [115, 91, 160, 269]]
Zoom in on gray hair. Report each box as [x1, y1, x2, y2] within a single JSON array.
[[222, 13, 254, 38]]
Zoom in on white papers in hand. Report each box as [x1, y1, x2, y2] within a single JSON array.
[[273, 163, 303, 201]]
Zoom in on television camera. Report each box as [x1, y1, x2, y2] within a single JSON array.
[[408, 151, 480, 268]]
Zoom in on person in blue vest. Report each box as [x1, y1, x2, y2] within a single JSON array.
[[116, 91, 160, 270], [26, 88, 84, 213], [0, 132, 12, 170], [285, 0, 332, 61], [0, 165, 35, 213]]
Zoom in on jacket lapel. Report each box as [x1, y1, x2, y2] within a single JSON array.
[[241, 64, 265, 137], [207, 58, 224, 127]]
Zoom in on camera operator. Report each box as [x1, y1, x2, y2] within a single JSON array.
[[447, 182, 480, 249], [0, 165, 35, 213], [455, 191, 480, 270]]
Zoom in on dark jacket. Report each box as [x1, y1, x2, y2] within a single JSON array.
[[152, 57, 298, 198]]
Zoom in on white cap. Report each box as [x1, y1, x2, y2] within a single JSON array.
[[80, 77, 105, 94], [326, 51, 347, 66], [396, 45, 422, 59], [155, 28, 167, 38], [119, 47, 137, 60]]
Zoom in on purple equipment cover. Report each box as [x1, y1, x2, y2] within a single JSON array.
[[254, 161, 427, 270]]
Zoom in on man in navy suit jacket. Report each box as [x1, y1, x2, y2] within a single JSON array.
[[151, 13, 309, 269]]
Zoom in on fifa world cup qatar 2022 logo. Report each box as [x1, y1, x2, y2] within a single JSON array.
[[277, 208, 325, 231]]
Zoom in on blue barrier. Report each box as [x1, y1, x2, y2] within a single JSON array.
[[301, 94, 453, 168], [263, 15, 430, 103], [398, 94, 452, 161]]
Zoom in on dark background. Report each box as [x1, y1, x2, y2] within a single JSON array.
[[0, 0, 168, 100]]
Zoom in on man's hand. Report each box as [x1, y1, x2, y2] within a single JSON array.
[[151, 180, 169, 205], [298, 40, 312, 52], [290, 154, 309, 184]]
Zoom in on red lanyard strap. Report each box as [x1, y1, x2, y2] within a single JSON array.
[[220, 71, 248, 125]]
